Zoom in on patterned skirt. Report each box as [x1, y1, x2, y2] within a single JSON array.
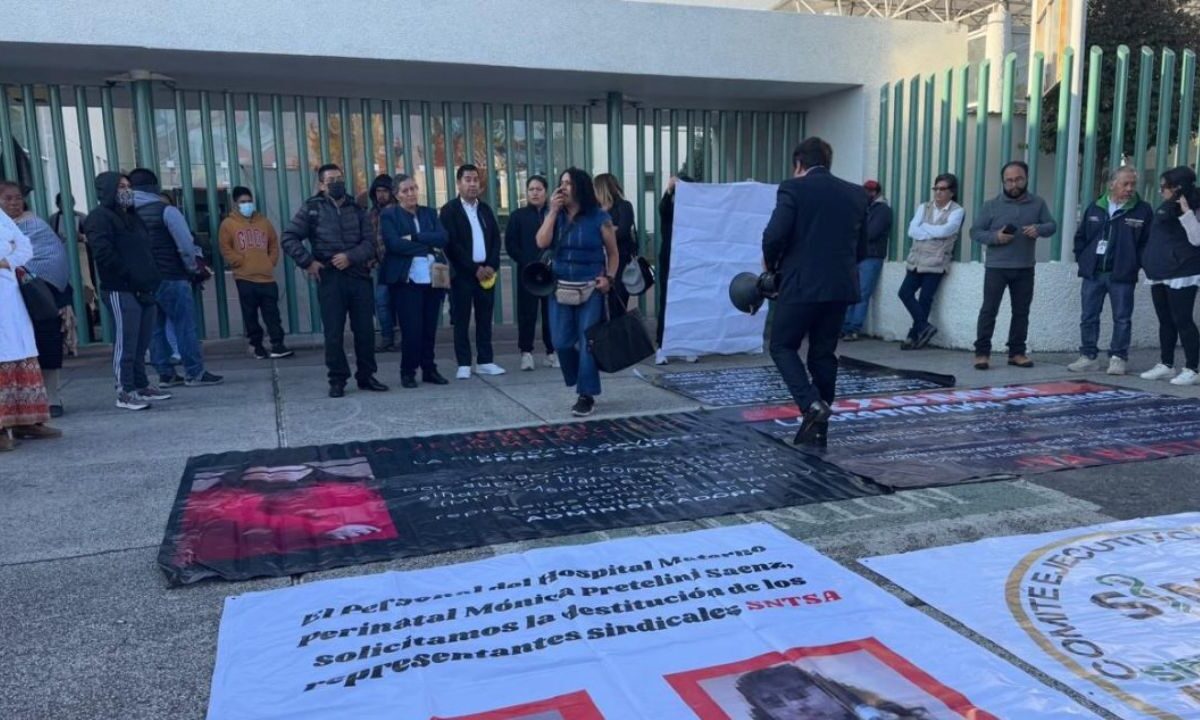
[[0, 357, 50, 428]]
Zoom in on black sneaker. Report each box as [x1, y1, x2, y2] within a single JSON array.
[[915, 324, 938, 349], [269, 344, 294, 359], [185, 372, 224, 387], [571, 394, 595, 417], [251, 345, 270, 360], [159, 373, 186, 388]]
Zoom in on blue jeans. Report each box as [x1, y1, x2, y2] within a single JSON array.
[[549, 291, 605, 396], [897, 270, 944, 338], [375, 280, 394, 344], [151, 279, 205, 379], [1080, 274, 1134, 360], [843, 258, 884, 333]]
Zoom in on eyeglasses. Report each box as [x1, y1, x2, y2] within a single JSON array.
[[932, 186, 951, 191]]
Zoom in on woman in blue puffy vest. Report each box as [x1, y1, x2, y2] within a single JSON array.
[[535, 168, 619, 416]]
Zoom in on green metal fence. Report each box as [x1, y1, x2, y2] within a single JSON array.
[[0, 83, 804, 346], [878, 44, 1200, 267]]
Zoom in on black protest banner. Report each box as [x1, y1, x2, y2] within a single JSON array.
[[715, 380, 1200, 489], [158, 413, 883, 585], [647, 357, 956, 407]]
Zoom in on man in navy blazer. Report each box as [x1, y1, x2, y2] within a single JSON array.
[[761, 137, 868, 447], [439, 164, 505, 379]]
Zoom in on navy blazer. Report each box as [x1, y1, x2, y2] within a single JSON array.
[[761, 167, 868, 304], [379, 205, 448, 286]]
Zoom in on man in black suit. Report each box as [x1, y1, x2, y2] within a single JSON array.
[[762, 137, 868, 446], [439, 164, 505, 379]]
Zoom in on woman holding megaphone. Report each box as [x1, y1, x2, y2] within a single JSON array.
[[535, 168, 620, 417]]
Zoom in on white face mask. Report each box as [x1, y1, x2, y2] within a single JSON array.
[[238, 202, 255, 217]]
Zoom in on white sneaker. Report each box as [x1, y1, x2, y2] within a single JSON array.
[[1140, 363, 1175, 381], [684, 355, 699, 363], [655, 350, 669, 366], [1067, 355, 1099, 372], [520, 352, 535, 371], [1106, 356, 1126, 376], [1171, 368, 1199, 386], [476, 363, 506, 376], [115, 392, 150, 411], [545, 353, 560, 369], [455, 366, 471, 380]]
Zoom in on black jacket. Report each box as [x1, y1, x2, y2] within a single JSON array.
[[762, 167, 868, 304], [609, 199, 637, 265], [134, 198, 189, 280], [504, 203, 549, 266], [379, 205, 447, 286], [82, 172, 161, 294], [864, 198, 893, 259], [280, 193, 376, 278], [1073, 195, 1152, 283], [439, 197, 501, 277], [1142, 200, 1200, 281]]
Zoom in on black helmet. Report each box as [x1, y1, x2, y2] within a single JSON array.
[[522, 261, 555, 297], [729, 272, 765, 315]]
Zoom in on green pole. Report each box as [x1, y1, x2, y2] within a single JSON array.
[[382, 100, 395, 175], [1080, 47, 1103, 211], [747, 111, 757, 181], [607, 92, 623, 177], [272, 94, 299, 333], [671, 109, 682, 178], [972, 60, 991, 262], [317, 97, 331, 165], [100, 86, 120, 173], [1109, 46, 1130, 169], [295, 95, 321, 334], [523, 104, 534, 177], [129, 77, 157, 174], [74, 86, 109, 344], [904, 75, 919, 260], [1177, 50, 1196, 168], [0, 85, 16, 181], [505, 104, 518, 215], [1051, 48, 1076, 261], [877, 84, 889, 194], [734, 111, 744, 179], [20, 85, 49, 218], [703, 109, 713, 184], [1154, 48, 1177, 192], [1133, 47, 1154, 198], [199, 91, 231, 339], [400, 101, 412, 175], [583, 105, 594, 172], [636, 106, 648, 314], [920, 74, 935, 216], [718, 111, 729, 183], [954, 65, 969, 262], [484, 103, 499, 204], [442, 102, 454, 202], [421, 101, 436, 208], [47, 85, 88, 335], [1000, 53, 1016, 161], [361, 99, 375, 182], [939, 68, 952, 174], [464, 102, 475, 168], [338, 98, 354, 195], [224, 92, 241, 189], [564, 106, 575, 168], [891, 83, 904, 259], [765, 111, 775, 181], [174, 90, 206, 338], [652, 108, 663, 264], [1026, 54, 1044, 195], [543, 105, 554, 179], [247, 94, 267, 214]]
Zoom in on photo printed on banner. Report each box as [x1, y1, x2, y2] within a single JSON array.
[[646, 357, 955, 408], [716, 380, 1200, 489], [160, 413, 883, 584]]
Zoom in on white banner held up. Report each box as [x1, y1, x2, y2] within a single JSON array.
[[208, 523, 1097, 719], [661, 181, 778, 359], [864, 512, 1200, 720]]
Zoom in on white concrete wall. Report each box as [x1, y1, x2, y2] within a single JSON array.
[[865, 260, 1161, 355]]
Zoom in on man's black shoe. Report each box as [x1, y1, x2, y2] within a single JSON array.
[[329, 384, 345, 398], [422, 370, 449, 385], [401, 375, 418, 389], [794, 399, 832, 445], [357, 377, 389, 392], [796, 421, 829, 449]]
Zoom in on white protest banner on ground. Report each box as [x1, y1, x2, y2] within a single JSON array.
[[863, 512, 1200, 720], [207, 523, 1098, 720], [661, 181, 777, 358]]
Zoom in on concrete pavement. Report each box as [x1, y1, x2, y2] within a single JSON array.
[[2, 325, 1198, 719]]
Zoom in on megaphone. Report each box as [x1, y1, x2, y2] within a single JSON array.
[[521, 261, 555, 297], [728, 271, 782, 315]]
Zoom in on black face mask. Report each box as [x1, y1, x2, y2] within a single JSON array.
[[327, 181, 347, 200]]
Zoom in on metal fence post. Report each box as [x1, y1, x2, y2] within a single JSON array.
[[1051, 48, 1076, 260], [1080, 47, 1103, 210], [73, 86, 105, 343], [47, 85, 88, 334], [1109, 46, 1131, 169], [20, 85, 49, 218], [972, 60, 991, 262], [198, 91, 231, 338]]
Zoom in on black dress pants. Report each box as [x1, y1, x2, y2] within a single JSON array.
[[317, 269, 377, 385], [769, 301, 847, 409]]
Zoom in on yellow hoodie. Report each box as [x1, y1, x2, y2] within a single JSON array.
[[219, 212, 279, 283]]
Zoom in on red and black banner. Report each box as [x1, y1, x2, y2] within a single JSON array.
[[718, 380, 1200, 489], [158, 413, 883, 585]]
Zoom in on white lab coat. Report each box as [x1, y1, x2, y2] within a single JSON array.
[[0, 212, 37, 363]]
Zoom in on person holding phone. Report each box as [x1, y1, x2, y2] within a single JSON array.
[[1140, 166, 1200, 385], [969, 160, 1057, 370]]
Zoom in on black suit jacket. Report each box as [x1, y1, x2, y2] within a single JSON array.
[[761, 167, 868, 304], [438, 197, 501, 277]]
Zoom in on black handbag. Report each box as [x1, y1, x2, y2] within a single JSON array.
[[586, 308, 655, 373], [18, 273, 59, 322]]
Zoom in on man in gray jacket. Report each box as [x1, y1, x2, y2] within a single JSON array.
[[970, 161, 1057, 369]]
